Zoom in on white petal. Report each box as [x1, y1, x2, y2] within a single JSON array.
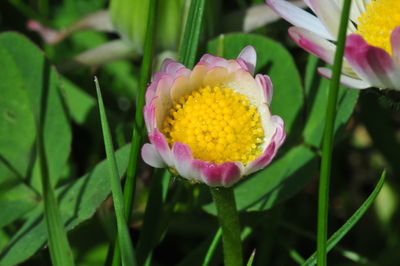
[[237, 45, 257, 74], [266, 0, 333, 40], [141, 144, 166, 168], [318, 67, 370, 89], [304, 0, 355, 36]]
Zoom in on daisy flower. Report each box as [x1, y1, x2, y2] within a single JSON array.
[[141, 46, 286, 187], [266, 0, 400, 90]]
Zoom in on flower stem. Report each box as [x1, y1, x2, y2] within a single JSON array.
[[210, 187, 243, 266], [317, 0, 352, 265]]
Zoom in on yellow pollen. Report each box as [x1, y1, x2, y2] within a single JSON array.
[[356, 0, 400, 54], [162, 86, 265, 165]]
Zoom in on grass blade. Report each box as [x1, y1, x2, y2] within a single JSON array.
[[281, 222, 372, 264], [95, 77, 136, 266], [246, 250, 256, 266], [124, 0, 159, 224], [305, 170, 386, 266], [178, 0, 206, 68], [37, 63, 74, 266], [202, 229, 222, 266], [317, 0, 352, 265]]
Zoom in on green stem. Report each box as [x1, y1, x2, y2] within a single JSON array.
[[317, 0, 352, 265], [124, 0, 158, 224], [210, 187, 243, 266]]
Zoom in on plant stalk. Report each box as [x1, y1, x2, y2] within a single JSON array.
[[317, 0, 352, 265], [210, 187, 243, 266]]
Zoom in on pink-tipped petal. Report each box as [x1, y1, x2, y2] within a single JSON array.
[[198, 54, 231, 70], [289, 27, 336, 65], [194, 161, 243, 187], [237, 45, 257, 74], [255, 74, 273, 105], [146, 71, 170, 103], [154, 75, 174, 128], [345, 34, 400, 89], [27, 20, 62, 44], [270, 115, 286, 146], [143, 103, 156, 134], [145, 87, 157, 104], [28, 11, 113, 44], [172, 142, 200, 181], [266, 0, 333, 40], [141, 144, 165, 168], [160, 59, 189, 78], [245, 116, 285, 175], [390, 26, 400, 65], [318, 67, 370, 89], [149, 129, 173, 166], [246, 142, 276, 176]]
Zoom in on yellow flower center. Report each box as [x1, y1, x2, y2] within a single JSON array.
[[356, 0, 400, 54], [162, 86, 264, 165]]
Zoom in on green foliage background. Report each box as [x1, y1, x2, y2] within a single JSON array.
[[0, 0, 399, 265]]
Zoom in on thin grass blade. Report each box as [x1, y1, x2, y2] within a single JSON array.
[[124, 0, 159, 224], [305, 170, 386, 266], [178, 0, 206, 68], [202, 229, 222, 266], [246, 250, 256, 266], [37, 135, 75, 266], [37, 63, 74, 266], [95, 77, 136, 266]]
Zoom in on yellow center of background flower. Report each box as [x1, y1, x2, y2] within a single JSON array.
[[162, 86, 264, 164], [356, 0, 400, 54]]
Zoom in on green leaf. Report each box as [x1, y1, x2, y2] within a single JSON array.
[[0, 32, 71, 192], [60, 77, 96, 125], [0, 163, 40, 228], [303, 170, 386, 266], [0, 45, 36, 179], [0, 32, 76, 263], [204, 145, 317, 214], [0, 145, 131, 266], [207, 33, 304, 143], [303, 73, 359, 148], [95, 78, 136, 266]]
